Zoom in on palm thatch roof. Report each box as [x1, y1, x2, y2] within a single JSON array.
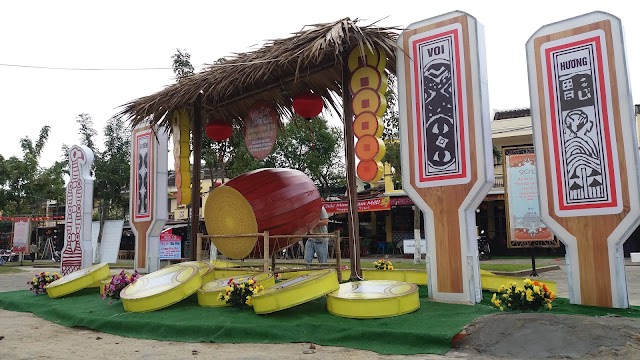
[[115, 18, 400, 130]]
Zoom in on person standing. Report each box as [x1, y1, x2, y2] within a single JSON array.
[[305, 205, 329, 264], [29, 243, 38, 262]]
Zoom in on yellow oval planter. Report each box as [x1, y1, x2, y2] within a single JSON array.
[[327, 280, 420, 319], [197, 272, 275, 307], [252, 269, 339, 314], [362, 269, 428, 285], [170, 261, 216, 283], [46, 263, 111, 299], [120, 264, 202, 312]]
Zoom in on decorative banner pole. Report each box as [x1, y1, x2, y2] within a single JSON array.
[[61, 145, 94, 275], [397, 11, 493, 303], [526, 12, 639, 308], [130, 125, 169, 273]]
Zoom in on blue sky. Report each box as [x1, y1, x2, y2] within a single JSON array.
[[2, 0, 638, 168]]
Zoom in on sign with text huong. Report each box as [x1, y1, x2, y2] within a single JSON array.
[[527, 12, 639, 308]]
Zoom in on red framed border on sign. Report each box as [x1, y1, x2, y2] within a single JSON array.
[[133, 129, 153, 222], [542, 31, 621, 216], [409, 24, 469, 186]]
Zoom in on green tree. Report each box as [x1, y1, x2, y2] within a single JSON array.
[[269, 118, 344, 197], [63, 114, 130, 261], [0, 126, 65, 216], [171, 48, 194, 80], [381, 75, 402, 187]]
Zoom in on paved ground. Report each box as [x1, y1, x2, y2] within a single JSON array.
[[2, 258, 639, 359]]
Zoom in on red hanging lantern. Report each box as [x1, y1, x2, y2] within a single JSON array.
[[205, 119, 233, 142], [293, 92, 323, 119]]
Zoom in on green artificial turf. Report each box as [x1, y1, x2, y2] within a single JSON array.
[[480, 291, 640, 318], [3, 287, 636, 355], [0, 287, 496, 355]]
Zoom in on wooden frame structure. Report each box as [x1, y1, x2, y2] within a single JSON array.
[[197, 231, 344, 282]]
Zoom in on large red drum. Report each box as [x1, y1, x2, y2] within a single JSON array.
[[204, 168, 322, 259]]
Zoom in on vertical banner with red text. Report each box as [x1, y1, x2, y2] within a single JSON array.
[[11, 217, 30, 253], [504, 147, 556, 248]]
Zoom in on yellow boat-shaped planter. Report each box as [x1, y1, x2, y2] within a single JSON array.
[[46, 263, 111, 298], [251, 269, 339, 314], [327, 280, 420, 319], [361, 269, 428, 285], [197, 272, 276, 307], [120, 264, 202, 312]]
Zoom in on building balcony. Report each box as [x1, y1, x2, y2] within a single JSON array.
[[489, 174, 504, 195]]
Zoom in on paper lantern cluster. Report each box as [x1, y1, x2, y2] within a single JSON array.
[[348, 47, 388, 183], [171, 109, 191, 205]]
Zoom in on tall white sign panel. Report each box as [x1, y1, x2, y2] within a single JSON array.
[[527, 12, 639, 307], [397, 11, 493, 303], [130, 125, 169, 273], [61, 145, 94, 275]]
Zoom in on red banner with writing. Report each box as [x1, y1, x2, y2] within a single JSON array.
[[323, 197, 391, 214]]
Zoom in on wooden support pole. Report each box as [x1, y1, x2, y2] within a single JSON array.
[[334, 230, 342, 282], [196, 233, 202, 261], [190, 93, 203, 261], [263, 230, 270, 273], [342, 47, 361, 280]]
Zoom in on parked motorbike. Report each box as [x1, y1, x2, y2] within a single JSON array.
[[478, 230, 491, 260]]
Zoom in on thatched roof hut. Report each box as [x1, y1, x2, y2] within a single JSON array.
[[115, 18, 399, 129], [117, 18, 400, 272]]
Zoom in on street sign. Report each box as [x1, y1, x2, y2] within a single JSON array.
[[398, 11, 494, 303], [526, 12, 639, 308]]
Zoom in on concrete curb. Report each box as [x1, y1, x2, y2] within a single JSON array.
[[491, 265, 561, 277]]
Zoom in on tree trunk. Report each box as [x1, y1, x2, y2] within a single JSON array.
[[95, 201, 106, 263]]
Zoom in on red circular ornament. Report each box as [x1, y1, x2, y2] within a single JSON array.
[[293, 92, 323, 119], [205, 120, 233, 142]]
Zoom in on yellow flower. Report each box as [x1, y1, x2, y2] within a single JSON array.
[[245, 296, 252, 305], [239, 283, 245, 290], [499, 306, 504, 311], [523, 278, 532, 286], [547, 302, 552, 310], [516, 287, 524, 293], [387, 261, 393, 266], [533, 285, 541, 294], [32, 277, 37, 282], [492, 293, 497, 301], [388, 265, 394, 270], [498, 285, 505, 292], [247, 280, 255, 285], [226, 286, 233, 292]]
